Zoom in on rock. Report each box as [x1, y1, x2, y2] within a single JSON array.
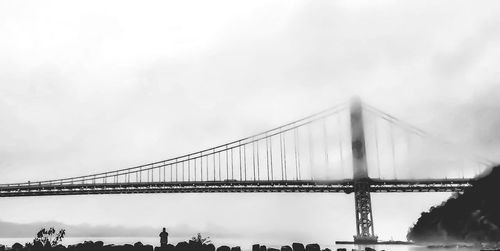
[[293, 243, 305, 251], [365, 248, 376, 251], [103, 244, 116, 251], [135, 242, 145, 247], [253, 244, 260, 251], [323, 249, 331, 251], [231, 247, 242, 251], [260, 245, 268, 251], [282, 246, 292, 251], [11, 243, 23, 250], [217, 245, 231, 251], [165, 244, 176, 251], [176, 241, 189, 251], [269, 248, 280, 251], [123, 244, 135, 251], [337, 249, 347, 251], [205, 244, 216, 251], [95, 241, 104, 248], [0, 244, 5, 251], [306, 244, 320, 251]]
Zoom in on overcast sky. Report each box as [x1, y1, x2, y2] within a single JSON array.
[[1, 0, 500, 246]]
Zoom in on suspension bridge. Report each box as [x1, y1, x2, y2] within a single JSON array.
[[0, 97, 492, 243]]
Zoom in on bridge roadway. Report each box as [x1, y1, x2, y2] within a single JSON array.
[[0, 179, 472, 197]]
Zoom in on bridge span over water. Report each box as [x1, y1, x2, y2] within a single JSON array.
[[0, 98, 491, 243]]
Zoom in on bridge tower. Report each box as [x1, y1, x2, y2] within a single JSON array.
[[349, 97, 378, 243]]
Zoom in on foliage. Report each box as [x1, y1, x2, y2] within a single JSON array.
[[32, 227, 66, 247], [191, 233, 211, 245]]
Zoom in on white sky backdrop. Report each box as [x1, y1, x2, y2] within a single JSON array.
[[0, 0, 500, 245]]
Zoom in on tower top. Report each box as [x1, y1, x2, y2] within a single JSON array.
[[350, 96, 362, 107]]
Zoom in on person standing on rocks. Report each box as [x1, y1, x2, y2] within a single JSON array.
[[159, 227, 169, 247]]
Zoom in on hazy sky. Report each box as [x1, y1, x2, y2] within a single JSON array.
[[1, 0, 500, 246]]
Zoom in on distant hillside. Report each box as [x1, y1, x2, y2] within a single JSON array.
[[0, 221, 160, 237], [407, 165, 500, 243]]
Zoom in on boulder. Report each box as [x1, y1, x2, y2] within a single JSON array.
[[11, 243, 23, 251], [217, 246, 231, 251], [54, 244, 66, 249], [122, 244, 135, 251], [176, 241, 190, 251], [205, 244, 216, 251], [259, 245, 267, 251], [281, 246, 292, 251], [231, 247, 242, 251], [253, 244, 260, 251], [306, 244, 320, 251], [165, 244, 176, 251], [103, 244, 116, 251], [95, 241, 104, 248], [292, 243, 305, 251]]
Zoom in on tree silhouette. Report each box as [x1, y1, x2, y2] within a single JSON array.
[[191, 233, 211, 245], [32, 227, 66, 247]]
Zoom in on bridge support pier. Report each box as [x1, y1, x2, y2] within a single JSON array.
[[350, 97, 378, 243], [353, 181, 377, 243]]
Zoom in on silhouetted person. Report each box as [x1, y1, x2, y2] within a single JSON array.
[[160, 228, 169, 247]]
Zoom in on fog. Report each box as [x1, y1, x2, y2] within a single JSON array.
[[0, 0, 499, 243]]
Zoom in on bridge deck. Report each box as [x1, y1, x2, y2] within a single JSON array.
[[0, 179, 472, 197]]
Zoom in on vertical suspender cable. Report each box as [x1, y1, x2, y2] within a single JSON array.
[[279, 133, 284, 180], [218, 152, 222, 181], [239, 146, 243, 181], [206, 154, 209, 181], [230, 148, 234, 179], [269, 137, 274, 180], [256, 140, 261, 180], [374, 118, 381, 179], [322, 118, 329, 169], [266, 138, 270, 181], [252, 141, 256, 181], [390, 123, 397, 179], [337, 115, 344, 178], [294, 128, 301, 180], [243, 144, 247, 181], [294, 129, 299, 180], [213, 150, 216, 182], [283, 133, 287, 180], [308, 124, 314, 180], [226, 148, 229, 180]]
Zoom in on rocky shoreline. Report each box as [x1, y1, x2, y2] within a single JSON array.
[[0, 241, 386, 251]]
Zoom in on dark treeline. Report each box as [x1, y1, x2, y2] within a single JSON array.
[[407, 165, 500, 243], [0, 241, 381, 251]]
